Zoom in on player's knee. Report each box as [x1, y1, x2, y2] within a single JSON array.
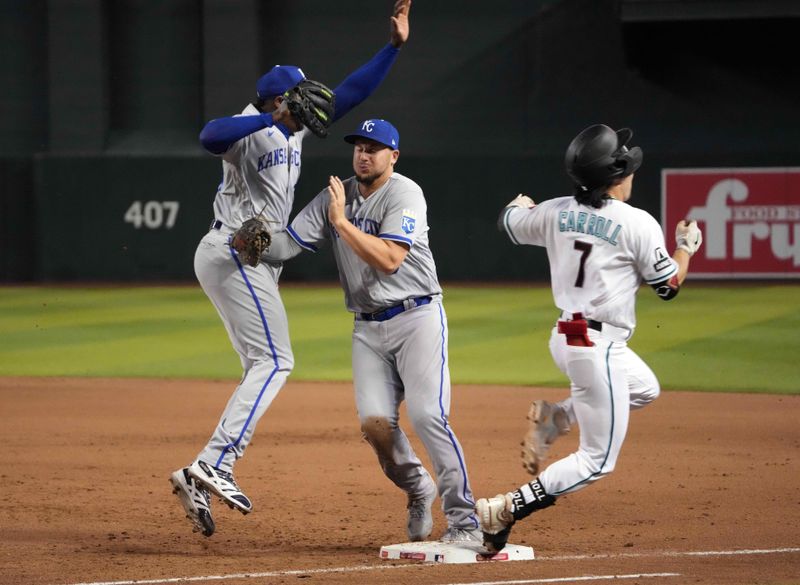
[[251, 348, 294, 372], [576, 448, 615, 478], [360, 416, 394, 453], [360, 416, 386, 437], [630, 379, 660, 409], [281, 351, 295, 373], [632, 384, 661, 408]]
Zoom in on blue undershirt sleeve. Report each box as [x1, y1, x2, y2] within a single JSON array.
[[331, 43, 400, 123], [199, 113, 275, 155]]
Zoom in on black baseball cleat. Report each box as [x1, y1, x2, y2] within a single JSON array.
[[170, 468, 215, 537], [188, 460, 253, 514], [483, 525, 512, 554], [475, 494, 516, 553]]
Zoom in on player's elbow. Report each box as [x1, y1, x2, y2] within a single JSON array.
[[651, 276, 681, 301], [376, 241, 409, 274], [378, 258, 403, 275], [497, 209, 509, 233]]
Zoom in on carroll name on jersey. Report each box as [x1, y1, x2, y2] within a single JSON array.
[[558, 210, 622, 246], [257, 147, 301, 172]]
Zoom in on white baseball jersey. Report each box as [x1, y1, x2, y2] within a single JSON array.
[[502, 196, 678, 332], [286, 172, 442, 314], [213, 104, 309, 230]]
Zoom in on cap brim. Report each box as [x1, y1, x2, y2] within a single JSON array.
[[343, 133, 396, 149]]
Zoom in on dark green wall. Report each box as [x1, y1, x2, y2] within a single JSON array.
[[2, 0, 798, 282]]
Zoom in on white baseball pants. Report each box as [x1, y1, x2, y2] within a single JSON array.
[[540, 324, 660, 496]]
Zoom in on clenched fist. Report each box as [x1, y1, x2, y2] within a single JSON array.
[[675, 220, 702, 257]]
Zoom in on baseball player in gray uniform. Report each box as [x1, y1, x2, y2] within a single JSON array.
[[169, 1, 413, 537], [261, 119, 481, 544], [475, 124, 703, 552]]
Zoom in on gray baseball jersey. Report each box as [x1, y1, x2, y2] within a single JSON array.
[[284, 171, 478, 531], [287, 172, 442, 313], [213, 103, 309, 230]]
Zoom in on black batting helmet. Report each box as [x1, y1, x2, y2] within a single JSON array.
[[564, 124, 643, 191]]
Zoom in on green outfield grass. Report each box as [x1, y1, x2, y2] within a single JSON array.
[[0, 284, 798, 393]]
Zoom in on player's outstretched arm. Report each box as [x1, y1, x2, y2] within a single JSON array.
[[260, 231, 304, 263], [327, 175, 409, 273], [199, 112, 275, 155], [497, 194, 536, 243], [330, 0, 411, 123]]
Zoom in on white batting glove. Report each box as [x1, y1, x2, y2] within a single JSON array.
[[675, 220, 703, 256], [506, 194, 536, 209]]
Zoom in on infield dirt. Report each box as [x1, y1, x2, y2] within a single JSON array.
[[1, 378, 798, 585]]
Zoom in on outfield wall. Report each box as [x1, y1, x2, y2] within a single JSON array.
[[2, 0, 798, 282]]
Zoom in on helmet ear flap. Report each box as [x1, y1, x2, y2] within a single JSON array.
[[616, 146, 643, 177]]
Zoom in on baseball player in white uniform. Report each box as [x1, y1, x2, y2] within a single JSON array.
[[261, 119, 481, 544], [169, 1, 413, 538], [475, 124, 703, 552]]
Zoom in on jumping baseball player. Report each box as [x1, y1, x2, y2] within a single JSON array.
[[169, 1, 413, 538], [260, 119, 481, 544], [475, 124, 703, 553]]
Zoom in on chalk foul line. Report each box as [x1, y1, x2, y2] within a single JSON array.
[[64, 546, 800, 585]]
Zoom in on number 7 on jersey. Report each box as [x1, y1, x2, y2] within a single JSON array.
[[573, 240, 592, 287]]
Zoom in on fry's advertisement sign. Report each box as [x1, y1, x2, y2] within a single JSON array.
[[662, 168, 800, 278]]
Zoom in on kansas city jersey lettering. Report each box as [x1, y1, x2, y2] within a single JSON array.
[[558, 210, 622, 246], [330, 216, 380, 239], [257, 147, 301, 172], [351, 216, 380, 235]]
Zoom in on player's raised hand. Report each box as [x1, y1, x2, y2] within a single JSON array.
[[675, 219, 703, 257], [328, 175, 347, 226], [270, 98, 302, 133], [390, 0, 411, 48]]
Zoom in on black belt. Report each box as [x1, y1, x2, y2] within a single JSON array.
[[210, 219, 223, 230], [359, 296, 433, 322], [560, 312, 602, 332]]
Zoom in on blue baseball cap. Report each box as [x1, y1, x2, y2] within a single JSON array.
[[344, 119, 400, 150], [256, 65, 306, 99]]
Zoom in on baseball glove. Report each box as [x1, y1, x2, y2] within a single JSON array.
[[283, 79, 336, 138], [230, 217, 272, 267]]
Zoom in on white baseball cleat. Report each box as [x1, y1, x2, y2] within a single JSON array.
[[169, 468, 215, 537], [475, 493, 515, 553], [187, 460, 252, 514], [521, 400, 571, 476], [407, 483, 436, 542], [439, 526, 483, 544]]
